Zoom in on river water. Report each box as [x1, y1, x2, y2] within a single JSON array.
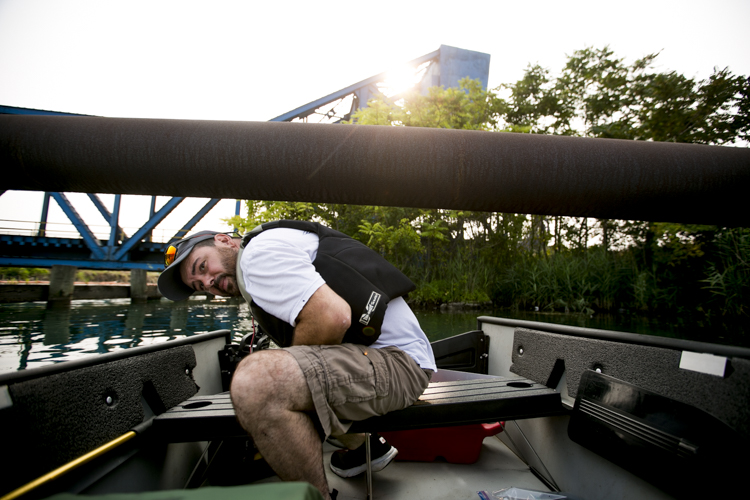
[[0, 297, 745, 373]]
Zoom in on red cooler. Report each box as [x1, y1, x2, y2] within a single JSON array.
[[381, 422, 504, 464]]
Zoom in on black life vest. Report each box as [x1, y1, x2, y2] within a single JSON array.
[[237, 220, 415, 347]]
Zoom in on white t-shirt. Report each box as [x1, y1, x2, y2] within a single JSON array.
[[240, 227, 437, 371]]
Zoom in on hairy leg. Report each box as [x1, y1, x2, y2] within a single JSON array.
[[335, 433, 366, 450], [230, 349, 331, 499]]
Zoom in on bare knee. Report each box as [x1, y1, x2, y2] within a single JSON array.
[[230, 350, 311, 418], [231, 350, 284, 412]]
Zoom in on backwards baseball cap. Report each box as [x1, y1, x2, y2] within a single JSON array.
[[157, 231, 224, 301]]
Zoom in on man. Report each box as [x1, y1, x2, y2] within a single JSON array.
[[158, 221, 436, 499]]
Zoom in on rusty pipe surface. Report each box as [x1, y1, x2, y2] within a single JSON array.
[[1, 115, 748, 225]]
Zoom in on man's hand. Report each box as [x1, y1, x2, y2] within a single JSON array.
[[292, 284, 351, 346]]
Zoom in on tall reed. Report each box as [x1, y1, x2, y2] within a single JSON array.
[[497, 250, 635, 314]]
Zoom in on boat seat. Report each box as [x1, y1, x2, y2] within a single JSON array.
[[348, 373, 563, 433], [152, 372, 563, 442]]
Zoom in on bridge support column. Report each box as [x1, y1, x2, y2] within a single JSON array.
[[47, 265, 77, 308], [130, 269, 148, 303]]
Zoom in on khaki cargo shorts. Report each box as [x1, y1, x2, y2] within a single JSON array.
[[286, 343, 431, 438]]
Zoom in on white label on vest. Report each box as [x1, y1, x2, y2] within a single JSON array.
[[359, 291, 381, 325]]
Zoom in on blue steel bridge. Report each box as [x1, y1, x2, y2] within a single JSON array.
[[0, 46, 491, 272]]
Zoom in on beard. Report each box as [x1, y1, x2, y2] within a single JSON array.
[[214, 246, 241, 297]]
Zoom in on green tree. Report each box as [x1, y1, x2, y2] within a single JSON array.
[[495, 46, 749, 144], [225, 201, 329, 233]]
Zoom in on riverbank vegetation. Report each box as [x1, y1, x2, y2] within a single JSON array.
[[232, 47, 748, 330], [0, 268, 158, 284]]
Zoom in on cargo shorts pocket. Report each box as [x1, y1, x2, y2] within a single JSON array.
[[323, 344, 390, 407]]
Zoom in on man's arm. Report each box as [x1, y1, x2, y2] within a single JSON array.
[[291, 284, 351, 346]]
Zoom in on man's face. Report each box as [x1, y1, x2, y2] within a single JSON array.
[[179, 236, 241, 297]]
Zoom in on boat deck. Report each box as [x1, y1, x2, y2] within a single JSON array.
[[255, 435, 549, 500]]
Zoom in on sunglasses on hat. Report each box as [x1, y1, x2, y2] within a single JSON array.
[[163, 232, 224, 268]]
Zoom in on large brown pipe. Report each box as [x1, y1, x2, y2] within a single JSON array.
[[1, 115, 748, 225]]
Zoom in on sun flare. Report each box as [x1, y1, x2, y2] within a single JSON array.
[[380, 65, 422, 97]]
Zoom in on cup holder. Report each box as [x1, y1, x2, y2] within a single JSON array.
[[183, 401, 212, 409]]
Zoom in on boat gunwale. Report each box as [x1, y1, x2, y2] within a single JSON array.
[[0, 329, 231, 385], [478, 315, 750, 359]]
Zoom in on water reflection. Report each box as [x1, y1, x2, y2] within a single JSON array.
[[125, 302, 146, 335], [0, 297, 252, 372], [170, 302, 189, 332], [0, 297, 745, 374], [44, 307, 72, 346]]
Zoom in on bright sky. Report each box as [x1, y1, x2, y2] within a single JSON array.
[[1, 0, 749, 240]]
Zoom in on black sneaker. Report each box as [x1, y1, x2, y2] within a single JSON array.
[[329, 433, 398, 478]]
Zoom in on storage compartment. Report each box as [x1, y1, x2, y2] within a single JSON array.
[[381, 422, 503, 464], [568, 370, 745, 497]]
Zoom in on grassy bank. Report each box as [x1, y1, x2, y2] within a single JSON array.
[[0, 268, 159, 284]]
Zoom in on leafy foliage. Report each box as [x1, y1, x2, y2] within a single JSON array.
[[703, 228, 750, 317], [495, 46, 750, 144], [0, 267, 49, 282], [346, 77, 498, 130]]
